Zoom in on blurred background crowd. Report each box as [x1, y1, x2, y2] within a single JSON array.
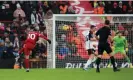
[[0, 1, 133, 21]]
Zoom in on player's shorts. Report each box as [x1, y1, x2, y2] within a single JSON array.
[[23, 43, 35, 55], [85, 41, 98, 50], [87, 49, 96, 55], [85, 41, 90, 50], [112, 48, 126, 55], [98, 42, 112, 55]]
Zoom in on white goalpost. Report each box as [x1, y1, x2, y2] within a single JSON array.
[[47, 14, 133, 68]]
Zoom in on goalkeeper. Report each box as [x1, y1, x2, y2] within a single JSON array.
[[108, 31, 133, 68]]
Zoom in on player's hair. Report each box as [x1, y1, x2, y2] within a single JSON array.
[[30, 26, 39, 31], [116, 31, 124, 35], [90, 25, 96, 29], [105, 20, 110, 25], [30, 26, 34, 31]]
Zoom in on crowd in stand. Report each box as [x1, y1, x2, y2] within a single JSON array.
[[0, 1, 75, 21], [91, 1, 133, 14], [0, 1, 49, 59], [0, 1, 133, 21]]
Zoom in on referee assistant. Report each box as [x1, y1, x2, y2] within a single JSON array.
[[95, 20, 120, 73]]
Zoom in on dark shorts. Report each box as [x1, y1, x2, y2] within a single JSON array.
[[98, 42, 112, 55], [87, 49, 95, 55]]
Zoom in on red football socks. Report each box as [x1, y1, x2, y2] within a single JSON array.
[[24, 59, 29, 69]]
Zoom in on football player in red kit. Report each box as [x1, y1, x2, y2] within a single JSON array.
[[19, 27, 51, 72]]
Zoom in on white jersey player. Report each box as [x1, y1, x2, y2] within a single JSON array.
[[83, 25, 98, 70]]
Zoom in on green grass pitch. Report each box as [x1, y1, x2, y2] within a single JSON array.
[[0, 68, 132, 80]]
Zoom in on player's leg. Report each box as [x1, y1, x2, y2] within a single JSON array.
[[121, 50, 133, 68], [107, 49, 118, 68], [106, 45, 120, 72], [95, 45, 104, 73], [84, 49, 96, 70], [24, 55, 30, 72], [24, 46, 31, 72], [14, 46, 25, 67], [19, 47, 24, 54]]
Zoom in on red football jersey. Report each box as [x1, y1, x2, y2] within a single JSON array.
[[25, 31, 48, 45]]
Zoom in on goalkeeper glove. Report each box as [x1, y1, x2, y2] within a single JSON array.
[[47, 39, 51, 44]]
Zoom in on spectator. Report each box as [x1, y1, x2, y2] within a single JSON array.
[[124, 30, 129, 36], [59, 2, 69, 14], [37, 7, 45, 25], [2, 37, 14, 59], [118, 1, 123, 14], [0, 38, 4, 58], [4, 37, 13, 48], [0, 22, 5, 31], [20, 18, 29, 27], [13, 3, 26, 19], [13, 37, 19, 48], [105, 1, 113, 14], [97, 1, 105, 14], [70, 42, 77, 56], [5, 26, 14, 42], [122, 5, 128, 14], [112, 2, 120, 14], [30, 9, 40, 25], [94, 1, 98, 8], [59, 44, 69, 56], [61, 34, 66, 41], [127, 1, 133, 14], [42, 1, 50, 14], [71, 34, 81, 48], [3, 33, 9, 40], [13, 47, 19, 57], [48, 1, 60, 14], [10, 1, 17, 12], [94, 1, 104, 14]]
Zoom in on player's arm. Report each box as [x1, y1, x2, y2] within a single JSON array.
[[124, 37, 128, 52], [90, 35, 97, 41], [108, 35, 113, 43], [90, 37, 97, 41], [88, 33, 97, 41], [38, 33, 51, 44], [108, 29, 113, 43], [111, 37, 115, 46], [95, 29, 100, 40], [124, 37, 128, 48]]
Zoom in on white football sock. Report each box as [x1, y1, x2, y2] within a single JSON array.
[[26, 68, 29, 70], [92, 56, 97, 62], [84, 59, 92, 68]]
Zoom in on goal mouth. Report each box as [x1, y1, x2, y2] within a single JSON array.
[[47, 14, 133, 68]]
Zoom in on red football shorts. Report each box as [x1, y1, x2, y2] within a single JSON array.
[[23, 43, 35, 55]]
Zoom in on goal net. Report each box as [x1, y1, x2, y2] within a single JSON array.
[[51, 14, 133, 68]]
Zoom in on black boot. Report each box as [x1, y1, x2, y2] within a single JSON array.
[[113, 68, 120, 72], [96, 67, 100, 73], [96, 58, 101, 73]]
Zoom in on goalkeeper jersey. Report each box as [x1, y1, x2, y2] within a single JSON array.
[[113, 36, 126, 49]]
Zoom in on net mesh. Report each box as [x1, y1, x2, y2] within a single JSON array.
[[54, 16, 133, 68]]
